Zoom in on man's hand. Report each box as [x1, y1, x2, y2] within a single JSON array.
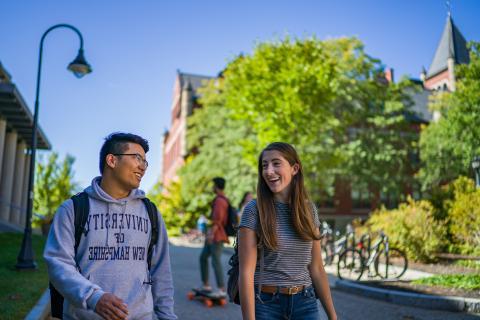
[[95, 293, 129, 320]]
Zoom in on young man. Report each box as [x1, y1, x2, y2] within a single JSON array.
[[198, 177, 230, 297], [44, 133, 177, 320]]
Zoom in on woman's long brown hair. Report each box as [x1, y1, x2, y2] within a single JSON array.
[[256, 142, 321, 250]]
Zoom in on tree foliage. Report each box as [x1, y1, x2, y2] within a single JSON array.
[[155, 36, 419, 231], [221, 37, 417, 199], [148, 179, 187, 236], [33, 152, 79, 225], [179, 79, 257, 219], [419, 42, 480, 189]]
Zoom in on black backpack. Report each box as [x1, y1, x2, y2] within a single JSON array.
[[227, 205, 264, 305], [49, 192, 159, 319], [227, 235, 264, 305], [217, 195, 238, 237]]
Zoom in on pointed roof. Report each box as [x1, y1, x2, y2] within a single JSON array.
[[177, 71, 214, 96], [427, 15, 470, 78]]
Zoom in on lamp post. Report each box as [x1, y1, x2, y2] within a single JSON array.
[[16, 24, 92, 270], [472, 156, 480, 188]]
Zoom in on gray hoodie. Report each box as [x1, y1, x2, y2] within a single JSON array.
[[44, 177, 177, 320]]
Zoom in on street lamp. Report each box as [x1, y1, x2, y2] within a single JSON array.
[[16, 24, 92, 270], [472, 156, 480, 188]]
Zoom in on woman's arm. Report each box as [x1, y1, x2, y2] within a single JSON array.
[[310, 240, 337, 320], [238, 227, 258, 320]]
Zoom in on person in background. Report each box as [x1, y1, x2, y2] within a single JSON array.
[[197, 214, 208, 235], [238, 191, 254, 222], [198, 177, 230, 297]]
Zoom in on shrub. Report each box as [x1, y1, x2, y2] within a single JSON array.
[[365, 198, 446, 262], [445, 177, 480, 255]]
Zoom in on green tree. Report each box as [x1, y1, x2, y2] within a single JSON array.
[[221, 37, 417, 201], [179, 78, 257, 222], [148, 179, 188, 236], [419, 42, 480, 189], [33, 152, 79, 233], [159, 36, 420, 232]]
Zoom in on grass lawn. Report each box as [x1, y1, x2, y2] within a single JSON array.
[[413, 274, 480, 290], [0, 232, 48, 319]]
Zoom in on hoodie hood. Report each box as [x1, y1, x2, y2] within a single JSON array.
[[85, 176, 145, 204]]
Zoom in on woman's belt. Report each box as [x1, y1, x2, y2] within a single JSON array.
[[260, 285, 306, 295]]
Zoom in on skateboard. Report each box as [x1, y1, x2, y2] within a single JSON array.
[[187, 288, 228, 308]]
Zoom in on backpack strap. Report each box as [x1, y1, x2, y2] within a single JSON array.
[[257, 246, 264, 294], [214, 194, 230, 227], [72, 192, 90, 256], [142, 197, 159, 272]]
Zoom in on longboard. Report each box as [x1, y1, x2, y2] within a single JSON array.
[[187, 288, 228, 308]]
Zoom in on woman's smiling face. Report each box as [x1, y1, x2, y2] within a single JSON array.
[[261, 150, 299, 203]]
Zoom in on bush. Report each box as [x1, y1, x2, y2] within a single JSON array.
[[365, 198, 446, 262], [445, 177, 480, 255]]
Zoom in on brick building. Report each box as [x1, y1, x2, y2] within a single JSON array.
[[162, 71, 213, 187]]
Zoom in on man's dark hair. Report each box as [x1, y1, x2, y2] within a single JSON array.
[[212, 177, 226, 190], [99, 132, 149, 174]]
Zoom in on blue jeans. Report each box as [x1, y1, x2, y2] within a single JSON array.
[[199, 241, 224, 287], [255, 286, 320, 320]]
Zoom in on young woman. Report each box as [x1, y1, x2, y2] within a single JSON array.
[[238, 142, 337, 320]]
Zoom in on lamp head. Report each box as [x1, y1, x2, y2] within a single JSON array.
[[67, 49, 92, 78], [471, 156, 480, 170]]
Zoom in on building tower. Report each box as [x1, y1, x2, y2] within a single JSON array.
[[423, 13, 470, 92]]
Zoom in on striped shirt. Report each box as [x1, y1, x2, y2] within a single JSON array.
[[239, 199, 320, 287]]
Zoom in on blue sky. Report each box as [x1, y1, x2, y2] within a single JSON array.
[[1, 0, 479, 192]]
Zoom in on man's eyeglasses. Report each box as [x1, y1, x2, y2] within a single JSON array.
[[112, 153, 149, 168]]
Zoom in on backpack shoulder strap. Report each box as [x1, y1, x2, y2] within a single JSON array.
[[142, 197, 159, 271], [71, 191, 89, 255], [216, 194, 229, 205], [214, 195, 230, 226]]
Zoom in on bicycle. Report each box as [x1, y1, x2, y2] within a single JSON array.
[[337, 231, 408, 281], [321, 222, 355, 266]]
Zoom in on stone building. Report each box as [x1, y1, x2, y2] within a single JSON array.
[[0, 61, 51, 230]]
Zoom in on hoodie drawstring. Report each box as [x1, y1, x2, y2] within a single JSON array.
[[106, 203, 110, 246]]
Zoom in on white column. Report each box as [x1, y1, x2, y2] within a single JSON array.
[[0, 131, 18, 222], [20, 153, 31, 227], [0, 119, 6, 180], [10, 141, 26, 225]]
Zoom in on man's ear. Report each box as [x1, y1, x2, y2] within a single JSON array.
[[105, 154, 117, 170]]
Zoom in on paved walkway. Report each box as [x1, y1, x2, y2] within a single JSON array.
[[169, 238, 479, 319], [171, 237, 433, 281]]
